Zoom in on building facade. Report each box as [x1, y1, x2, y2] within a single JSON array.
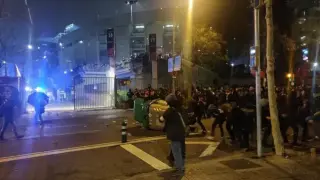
[[54, 0, 231, 89]]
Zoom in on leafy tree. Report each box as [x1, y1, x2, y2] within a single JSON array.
[[191, 25, 229, 78]]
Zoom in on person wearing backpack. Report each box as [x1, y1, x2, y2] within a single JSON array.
[[163, 94, 186, 175]]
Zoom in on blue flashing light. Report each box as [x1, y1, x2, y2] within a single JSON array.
[[35, 87, 45, 92], [302, 49, 308, 55], [25, 86, 32, 92]]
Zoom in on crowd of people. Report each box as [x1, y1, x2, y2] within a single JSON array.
[[129, 84, 319, 174]]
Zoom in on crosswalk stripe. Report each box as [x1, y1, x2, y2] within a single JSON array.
[[199, 142, 220, 157], [0, 136, 166, 163], [121, 144, 171, 171]]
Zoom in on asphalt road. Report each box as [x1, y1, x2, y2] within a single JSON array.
[[0, 110, 229, 180]]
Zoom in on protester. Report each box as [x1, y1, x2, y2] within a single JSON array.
[[163, 94, 186, 175]]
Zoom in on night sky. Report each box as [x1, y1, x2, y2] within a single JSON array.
[[4, 0, 293, 58], [5, 0, 251, 38]]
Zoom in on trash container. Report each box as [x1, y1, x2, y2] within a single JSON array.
[[134, 98, 147, 128], [147, 99, 169, 130]]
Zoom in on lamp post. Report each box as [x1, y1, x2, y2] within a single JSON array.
[[253, 0, 262, 158], [125, 0, 138, 25]]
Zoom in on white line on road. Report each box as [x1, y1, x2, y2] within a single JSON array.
[[121, 144, 171, 171], [186, 141, 215, 145], [199, 142, 220, 157], [22, 130, 101, 140], [0, 136, 166, 164]]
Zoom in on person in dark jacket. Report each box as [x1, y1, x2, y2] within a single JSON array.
[[194, 96, 207, 134], [163, 94, 186, 174], [230, 102, 249, 149], [0, 86, 23, 140], [28, 91, 49, 125], [207, 105, 226, 140]]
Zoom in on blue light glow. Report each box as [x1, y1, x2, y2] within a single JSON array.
[[35, 87, 45, 92], [64, 71, 67, 74], [25, 86, 32, 92], [302, 48, 308, 55], [43, 55, 47, 59]]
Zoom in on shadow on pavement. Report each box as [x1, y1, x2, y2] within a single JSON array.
[[158, 170, 184, 180], [127, 126, 164, 138]]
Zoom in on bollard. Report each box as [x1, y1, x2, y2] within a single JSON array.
[[311, 148, 317, 158], [121, 120, 127, 143]]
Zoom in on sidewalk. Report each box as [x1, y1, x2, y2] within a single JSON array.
[[127, 153, 320, 180]]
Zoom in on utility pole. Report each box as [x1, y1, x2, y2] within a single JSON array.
[[253, 0, 262, 158]]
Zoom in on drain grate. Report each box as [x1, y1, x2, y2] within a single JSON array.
[[220, 159, 261, 170]]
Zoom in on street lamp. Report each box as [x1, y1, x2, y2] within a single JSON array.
[[231, 63, 234, 67], [314, 62, 318, 67], [27, 44, 33, 50], [286, 73, 292, 78]]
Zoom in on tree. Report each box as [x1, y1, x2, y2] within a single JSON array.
[[265, 0, 284, 156], [192, 25, 229, 78]]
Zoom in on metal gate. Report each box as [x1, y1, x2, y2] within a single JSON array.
[[74, 76, 115, 110]]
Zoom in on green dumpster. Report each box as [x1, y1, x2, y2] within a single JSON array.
[[134, 98, 148, 128]]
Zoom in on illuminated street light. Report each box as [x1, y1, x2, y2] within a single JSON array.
[[79, 40, 83, 44], [314, 62, 318, 67], [59, 42, 63, 47], [125, 0, 138, 24], [2, 61, 6, 64], [125, 0, 137, 5], [27, 44, 33, 50], [64, 70, 67, 74], [231, 63, 234, 67], [286, 73, 292, 78], [43, 55, 47, 59]]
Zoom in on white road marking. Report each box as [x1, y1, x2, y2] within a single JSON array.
[[0, 136, 166, 163], [26, 124, 87, 129], [22, 130, 101, 140], [199, 142, 220, 157], [186, 141, 214, 145], [121, 144, 170, 171], [97, 115, 119, 119]]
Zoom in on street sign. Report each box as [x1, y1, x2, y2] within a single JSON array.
[[168, 58, 173, 72], [173, 56, 181, 71], [250, 46, 256, 68]]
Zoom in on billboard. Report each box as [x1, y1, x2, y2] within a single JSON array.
[[149, 34, 157, 61], [107, 28, 115, 58], [249, 46, 255, 68]]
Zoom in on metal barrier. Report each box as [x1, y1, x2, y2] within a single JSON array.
[[74, 77, 115, 110]]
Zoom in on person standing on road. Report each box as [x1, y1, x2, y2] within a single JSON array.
[[27, 91, 49, 125], [0, 86, 24, 140], [163, 94, 186, 175], [195, 95, 207, 134]]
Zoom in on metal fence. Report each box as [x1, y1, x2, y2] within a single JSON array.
[[74, 77, 115, 110]]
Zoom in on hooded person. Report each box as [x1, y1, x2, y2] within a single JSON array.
[[163, 94, 186, 175]]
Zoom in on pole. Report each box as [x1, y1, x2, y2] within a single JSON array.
[[254, 1, 262, 158], [312, 42, 319, 110], [130, 5, 133, 25], [172, 23, 176, 93]]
